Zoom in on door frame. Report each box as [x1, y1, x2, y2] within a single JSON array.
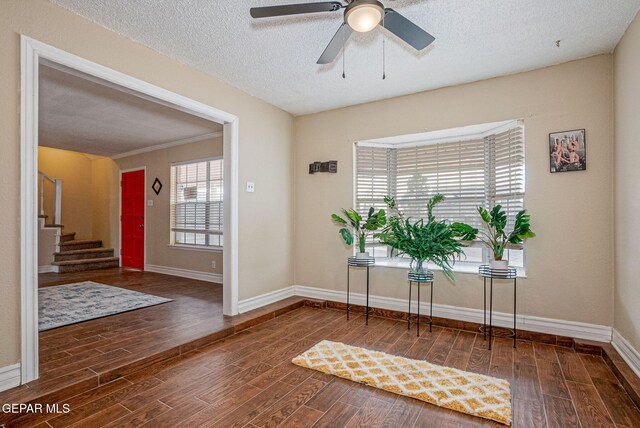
[[20, 36, 240, 383], [118, 167, 147, 270]]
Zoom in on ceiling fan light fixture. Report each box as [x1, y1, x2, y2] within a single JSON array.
[[345, 0, 384, 33]]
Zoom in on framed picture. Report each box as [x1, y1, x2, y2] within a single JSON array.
[[549, 129, 586, 173]]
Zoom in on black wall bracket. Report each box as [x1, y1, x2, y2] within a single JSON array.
[[309, 160, 338, 174]]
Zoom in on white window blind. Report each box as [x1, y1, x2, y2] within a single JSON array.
[[395, 138, 487, 229], [170, 158, 223, 248], [355, 122, 525, 266]]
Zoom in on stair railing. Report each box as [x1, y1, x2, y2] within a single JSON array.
[[38, 171, 62, 225]]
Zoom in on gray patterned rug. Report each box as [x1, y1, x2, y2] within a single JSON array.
[[39, 281, 172, 331]]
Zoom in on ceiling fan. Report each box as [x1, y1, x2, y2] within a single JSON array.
[[250, 0, 435, 65]]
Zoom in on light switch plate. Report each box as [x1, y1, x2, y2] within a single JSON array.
[[246, 181, 255, 193], [147, 200, 154, 206]]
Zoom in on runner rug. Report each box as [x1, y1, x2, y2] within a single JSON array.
[[292, 340, 512, 425]]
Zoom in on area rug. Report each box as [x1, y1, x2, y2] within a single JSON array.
[[39, 281, 172, 331], [292, 340, 512, 426]]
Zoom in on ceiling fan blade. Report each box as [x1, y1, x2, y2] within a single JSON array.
[[383, 8, 435, 51], [317, 23, 353, 64], [250, 2, 342, 18]]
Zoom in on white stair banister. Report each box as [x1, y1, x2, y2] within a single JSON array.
[[38, 171, 62, 225], [54, 178, 62, 225], [39, 173, 46, 217]]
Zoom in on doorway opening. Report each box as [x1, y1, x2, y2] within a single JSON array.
[[21, 36, 239, 384]]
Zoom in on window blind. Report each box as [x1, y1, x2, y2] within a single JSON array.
[[355, 122, 525, 263], [395, 138, 487, 229], [170, 158, 223, 247]]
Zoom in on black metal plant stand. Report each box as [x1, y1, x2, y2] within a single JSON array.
[[407, 270, 434, 336], [478, 264, 518, 350], [346, 256, 375, 325]]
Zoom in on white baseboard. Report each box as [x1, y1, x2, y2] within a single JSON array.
[[611, 329, 640, 379], [0, 363, 21, 393], [38, 265, 56, 273], [238, 286, 295, 313], [292, 285, 612, 343], [144, 264, 223, 284]]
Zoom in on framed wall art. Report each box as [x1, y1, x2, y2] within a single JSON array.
[[549, 129, 586, 173]]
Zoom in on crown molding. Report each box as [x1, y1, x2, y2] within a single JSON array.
[[111, 131, 223, 159]]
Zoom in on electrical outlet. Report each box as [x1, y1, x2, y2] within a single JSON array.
[[147, 200, 154, 207], [211, 260, 216, 269], [246, 181, 255, 193]]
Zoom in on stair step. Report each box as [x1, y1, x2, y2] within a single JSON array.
[[38, 215, 48, 219], [52, 257, 120, 273], [59, 239, 103, 251], [54, 247, 115, 262], [44, 224, 64, 229], [59, 232, 76, 243]]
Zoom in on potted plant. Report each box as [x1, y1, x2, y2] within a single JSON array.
[[476, 205, 536, 269], [376, 194, 478, 280], [331, 207, 387, 259]]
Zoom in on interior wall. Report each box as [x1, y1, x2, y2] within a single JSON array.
[[294, 55, 615, 327], [0, 0, 294, 369], [614, 12, 640, 352], [91, 138, 224, 275], [37, 147, 93, 238]]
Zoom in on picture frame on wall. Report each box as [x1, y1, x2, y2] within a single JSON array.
[[549, 129, 586, 173]]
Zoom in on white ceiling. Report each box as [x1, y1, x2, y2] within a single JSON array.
[[50, 0, 640, 116], [39, 63, 222, 157]]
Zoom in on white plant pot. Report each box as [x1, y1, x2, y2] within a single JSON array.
[[490, 259, 509, 270], [356, 252, 370, 260]]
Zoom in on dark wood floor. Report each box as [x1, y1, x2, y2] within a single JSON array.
[[37, 268, 225, 382], [4, 304, 639, 427]]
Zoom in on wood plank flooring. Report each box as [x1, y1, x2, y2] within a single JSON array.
[[38, 268, 225, 384], [3, 305, 639, 427], [0, 269, 304, 413]]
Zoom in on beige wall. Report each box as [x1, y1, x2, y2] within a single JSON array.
[[91, 156, 120, 249], [294, 55, 615, 327], [91, 138, 224, 275], [0, 0, 294, 368], [38, 147, 94, 238], [614, 12, 640, 352]]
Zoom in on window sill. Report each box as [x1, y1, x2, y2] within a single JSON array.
[[373, 258, 527, 278], [168, 244, 223, 253]]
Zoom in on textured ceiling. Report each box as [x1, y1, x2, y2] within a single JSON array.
[[50, 0, 640, 115], [39, 64, 222, 157]]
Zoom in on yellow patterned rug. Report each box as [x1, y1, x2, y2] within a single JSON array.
[[292, 340, 512, 426]]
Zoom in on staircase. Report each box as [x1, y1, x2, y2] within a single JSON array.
[[40, 220, 120, 274], [39, 170, 119, 273]]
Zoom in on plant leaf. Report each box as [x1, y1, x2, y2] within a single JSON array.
[[331, 214, 347, 224], [339, 228, 353, 246]]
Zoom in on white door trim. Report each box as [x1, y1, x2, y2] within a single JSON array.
[[118, 167, 147, 269], [20, 35, 240, 384]]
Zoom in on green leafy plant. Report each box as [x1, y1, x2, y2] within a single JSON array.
[[476, 205, 536, 261], [331, 207, 387, 253], [376, 194, 478, 280]]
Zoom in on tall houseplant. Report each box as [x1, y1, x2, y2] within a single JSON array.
[[376, 194, 477, 280], [331, 207, 386, 259], [476, 205, 536, 269]]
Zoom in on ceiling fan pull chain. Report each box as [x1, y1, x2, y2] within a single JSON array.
[[342, 26, 346, 79], [382, 13, 386, 80]]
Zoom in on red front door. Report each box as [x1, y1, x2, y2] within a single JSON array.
[[121, 170, 145, 270]]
